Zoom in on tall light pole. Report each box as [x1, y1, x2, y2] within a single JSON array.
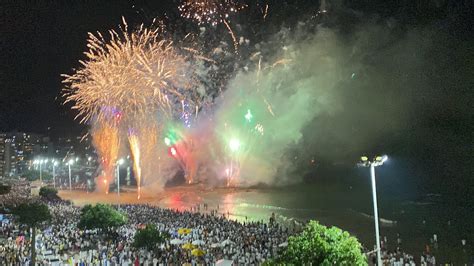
[[52, 161, 58, 188], [359, 155, 388, 266], [39, 159, 44, 183], [67, 159, 74, 191], [116, 158, 124, 206]]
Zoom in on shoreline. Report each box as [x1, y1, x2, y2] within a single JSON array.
[[58, 187, 305, 231]]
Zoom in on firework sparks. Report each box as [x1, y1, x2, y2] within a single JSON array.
[[178, 0, 246, 26], [92, 123, 120, 194], [179, 0, 245, 54], [128, 133, 142, 199], [63, 18, 202, 194], [62, 17, 196, 125], [262, 4, 269, 20], [223, 19, 239, 54]]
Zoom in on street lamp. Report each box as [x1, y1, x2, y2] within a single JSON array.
[[116, 158, 124, 206], [359, 155, 388, 266], [67, 159, 74, 191], [52, 161, 58, 188], [39, 159, 47, 184]]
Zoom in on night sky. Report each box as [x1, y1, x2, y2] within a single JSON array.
[[0, 1, 473, 200]]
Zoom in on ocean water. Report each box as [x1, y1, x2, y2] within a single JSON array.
[[182, 183, 473, 265]]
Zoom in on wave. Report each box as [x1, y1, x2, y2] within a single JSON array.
[[237, 202, 325, 213], [348, 209, 398, 226], [403, 200, 433, 206], [426, 193, 441, 197]]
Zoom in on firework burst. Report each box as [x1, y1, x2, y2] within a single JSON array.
[[178, 0, 246, 26], [62, 18, 197, 125], [63, 18, 202, 196]]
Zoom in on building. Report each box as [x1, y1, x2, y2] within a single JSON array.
[[4, 137, 17, 177], [0, 131, 92, 177], [0, 133, 5, 178], [0, 132, 50, 177]]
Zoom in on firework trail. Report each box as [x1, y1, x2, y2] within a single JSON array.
[[92, 123, 120, 194], [128, 133, 142, 198]]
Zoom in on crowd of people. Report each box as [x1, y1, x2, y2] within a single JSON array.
[[0, 179, 30, 210], [1, 200, 291, 265], [365, 235, 438, 266]]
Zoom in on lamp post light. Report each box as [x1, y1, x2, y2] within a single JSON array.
[[52, 161, 58, 188], [39, 159, 45, 184], [359, 155, 388, 266], [116, 158, 124, 207], [67, 159, 74, 191]]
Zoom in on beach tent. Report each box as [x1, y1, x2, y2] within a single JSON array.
[[216, 259, 233, 266], [210, 243, 221, 248], [192, 239, 205, 245], [178, 228, 192, 235], [191, 248, 206, 257], [182, 243, 195, 250], [170, 238, 184, 245]]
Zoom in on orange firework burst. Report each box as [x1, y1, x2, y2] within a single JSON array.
[[62, 17, 196, 124], [92, 123, 120, 194], [178, 0, 246, 26]]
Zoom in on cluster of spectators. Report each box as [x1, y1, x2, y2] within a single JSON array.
[[367, 235, 438, 266], [1, 201, 290, 265], [0, 179, 31, 210]]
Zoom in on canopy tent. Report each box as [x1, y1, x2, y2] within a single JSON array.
[[192, 239, 205, 245], [210, 243, 221, 248], [191, 248, 206, 257], [182, 243, 195, 250], [216, 259, 233, 266], [178, 228, 192, 235], [170, 238, 184, 245]]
